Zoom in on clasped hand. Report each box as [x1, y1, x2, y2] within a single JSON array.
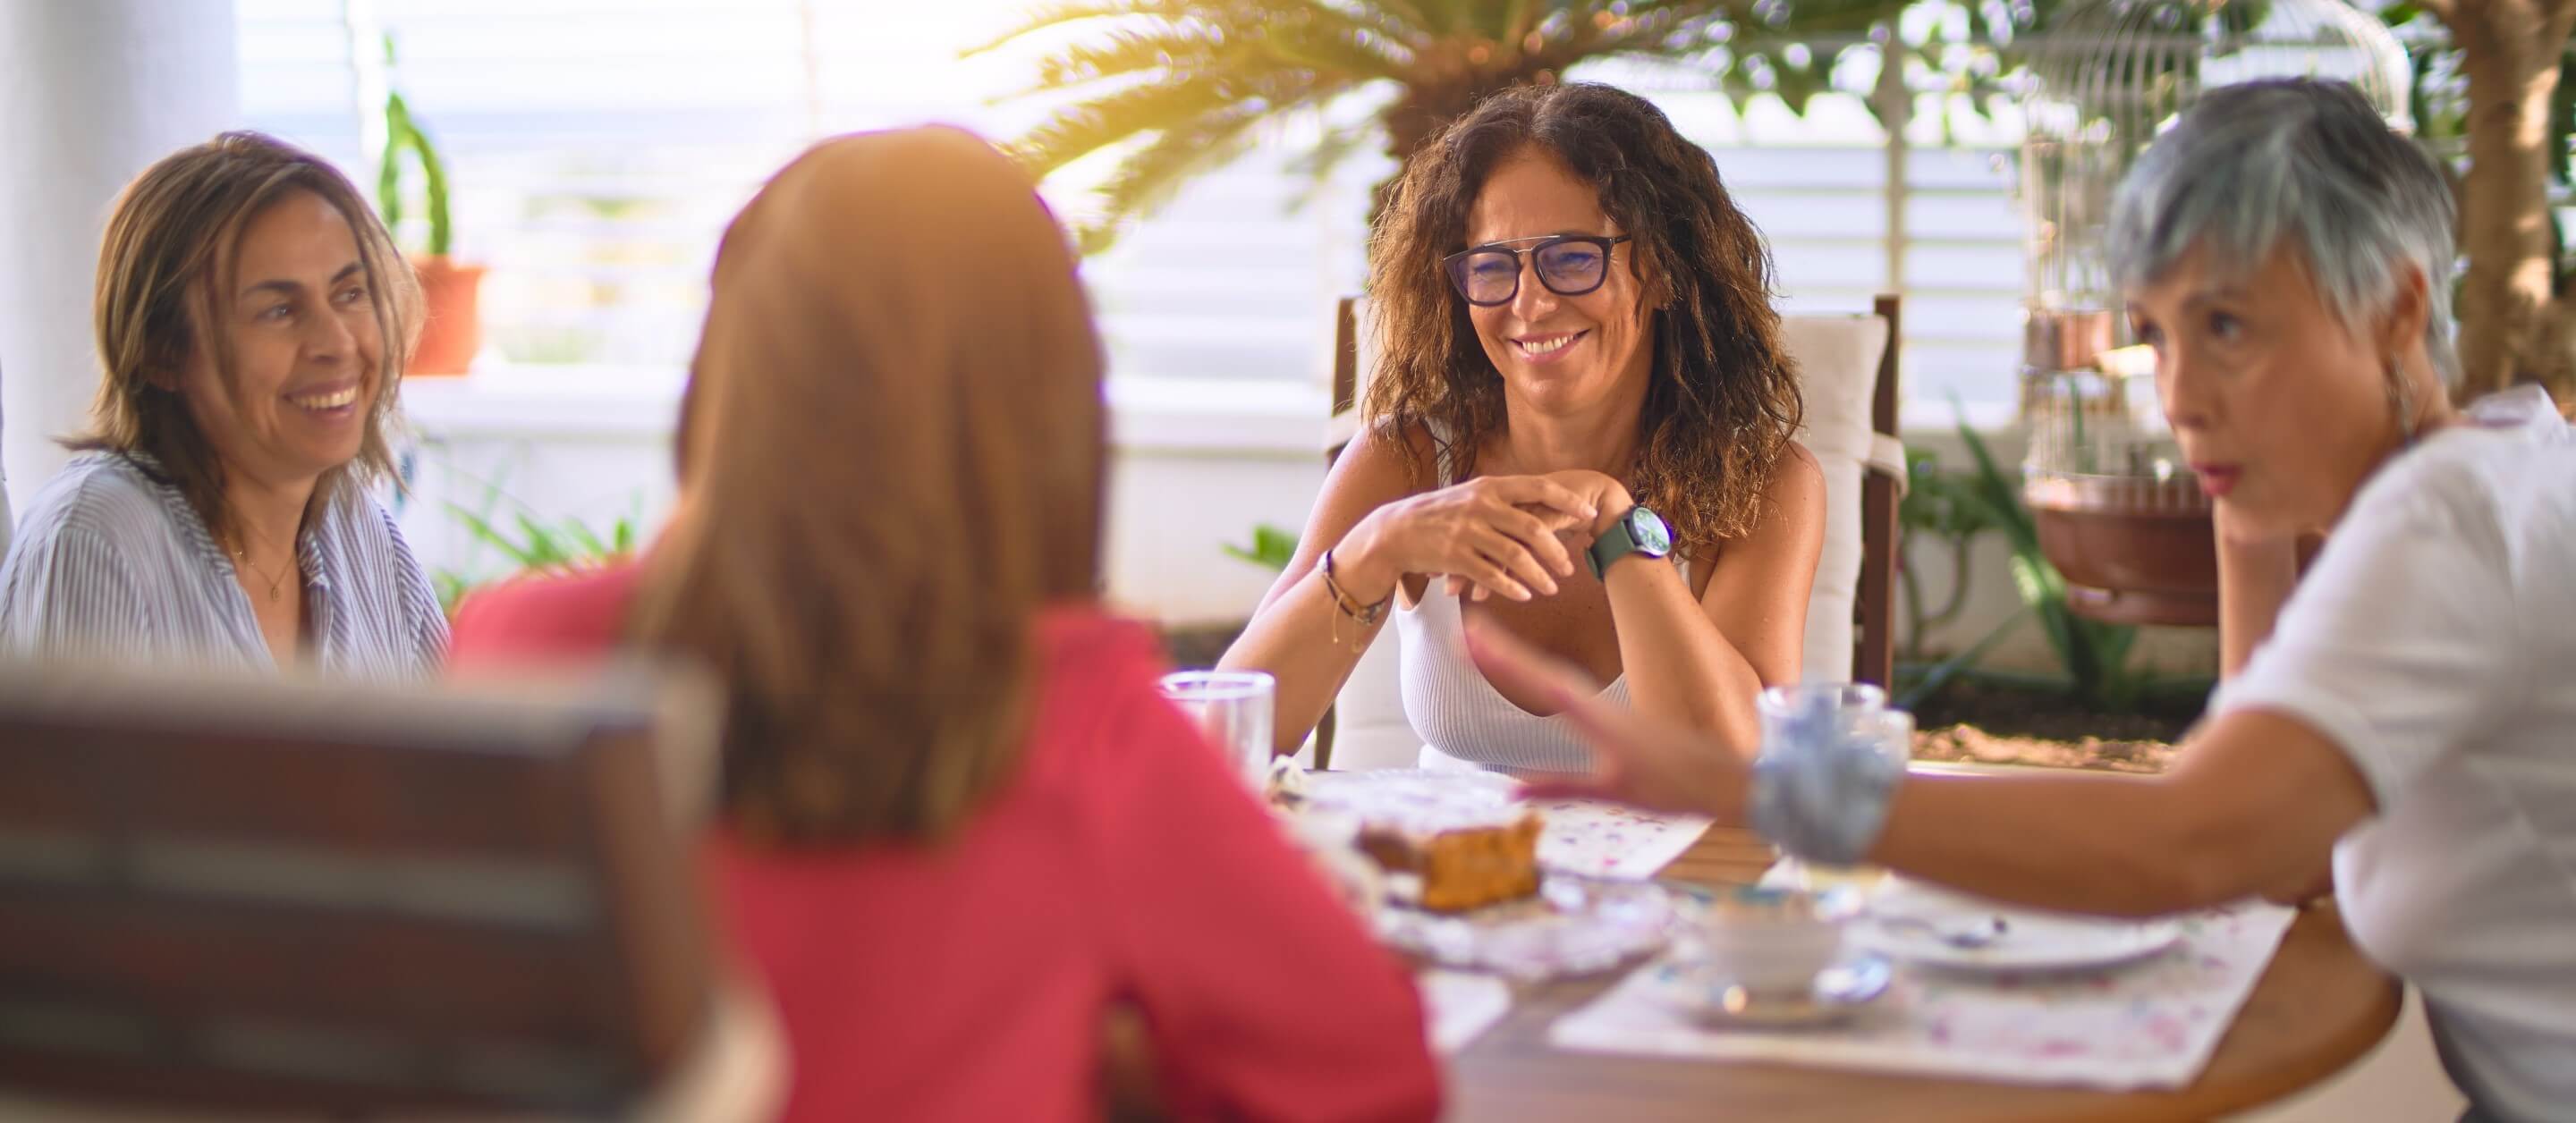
[[1340, 469, 1633, 604]]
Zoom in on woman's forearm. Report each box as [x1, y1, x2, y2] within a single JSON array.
[[1867, 772, 2238, 916], [1866, 712, 2369, 917], [1216, 546, 1394, 756], [1603, 557, 1766, 755]]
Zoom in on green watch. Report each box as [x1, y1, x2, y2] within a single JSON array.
[[1588, 504, 1674, 578]]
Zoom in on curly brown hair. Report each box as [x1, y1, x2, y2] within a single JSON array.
[[1364, 82, 1802, 556]]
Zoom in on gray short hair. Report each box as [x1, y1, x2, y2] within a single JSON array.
[[2107, 79, 2458, 384]]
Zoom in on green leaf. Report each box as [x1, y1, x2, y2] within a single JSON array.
[[513, 513, 568, 567], [1223, 522, 1301, 570], [379, 72, 453, 257], [1003, 70, 1254, 177], [960, 0, 1206, 58], [448, 505, 547, 570], [561, 517, 609, 559], [1894, 605, 2028, 709], [377, 93, 406, 234], [1072, 97, 1285, 250], [1258, 22, 1411, 82], [432, 570, 473, 616], [1010, 27, 1228, 95]]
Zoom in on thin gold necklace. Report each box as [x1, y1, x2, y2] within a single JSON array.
[[230, 524, 297, 604]]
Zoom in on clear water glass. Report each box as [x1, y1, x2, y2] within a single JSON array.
[[1755, 682, 1890, 759], [1756, 683, 1911, 893], [1158, 671, 1275, 788]]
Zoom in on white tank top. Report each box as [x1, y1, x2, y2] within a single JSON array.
[[1389, 426, 1685, 775]]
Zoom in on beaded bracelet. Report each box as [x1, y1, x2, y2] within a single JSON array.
[[1319, 548, 1392, 651]]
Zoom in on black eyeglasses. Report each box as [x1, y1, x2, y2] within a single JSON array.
[[1442, 234, 1632, 307]]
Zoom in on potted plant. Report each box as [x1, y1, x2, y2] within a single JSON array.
[[378, 38, 482, 376]]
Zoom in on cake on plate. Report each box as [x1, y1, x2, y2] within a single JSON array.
[[1274, 764, 1543, 913]]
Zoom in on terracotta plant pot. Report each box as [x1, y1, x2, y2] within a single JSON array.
[[2023, 474, 2218, 627], [410, 256, 486, 376]]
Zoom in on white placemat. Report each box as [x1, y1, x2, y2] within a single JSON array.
[[1530, 796, 1713, 881], [1549, 899, 2297, 1090], [1418, 969, 1513, 1054]]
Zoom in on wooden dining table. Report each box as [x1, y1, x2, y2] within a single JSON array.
[[1449, 825, 2402, 1122]]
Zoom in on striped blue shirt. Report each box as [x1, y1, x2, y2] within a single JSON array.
[[0, 452, 446, 676]]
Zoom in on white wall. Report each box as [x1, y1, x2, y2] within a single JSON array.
[[0, 1, 241, 530]]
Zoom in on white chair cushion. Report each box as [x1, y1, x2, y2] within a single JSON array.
[[1780, 313, 1892, 686]]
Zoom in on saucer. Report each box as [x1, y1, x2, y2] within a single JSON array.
[[1643, 954, 1893, 1028]]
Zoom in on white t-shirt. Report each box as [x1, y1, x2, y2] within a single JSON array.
[[2213, 384, 2576, 1122]]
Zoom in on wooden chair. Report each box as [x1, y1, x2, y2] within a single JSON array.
[[0, 660, 753, 1119], [1318, 296, 1904, 768]]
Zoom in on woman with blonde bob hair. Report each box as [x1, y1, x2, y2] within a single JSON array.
[[447, 126, 1440, 1122], [0, 131, 445, 674]]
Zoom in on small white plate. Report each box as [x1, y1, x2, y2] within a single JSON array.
[[1856, 880, 2183, 973], [1643, 954, 1893, 1028], [1377, 874, 1674, 981]]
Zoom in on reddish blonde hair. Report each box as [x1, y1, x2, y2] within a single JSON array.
[[635, 128, 1106, 844]]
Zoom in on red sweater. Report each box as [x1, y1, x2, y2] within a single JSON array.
[[449, 564, 1441, 1123]]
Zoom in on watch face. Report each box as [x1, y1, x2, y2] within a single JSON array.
[[1628, 506, 1674, 555]]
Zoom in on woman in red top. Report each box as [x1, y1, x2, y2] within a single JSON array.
[[449, 127, 1439, 1123]]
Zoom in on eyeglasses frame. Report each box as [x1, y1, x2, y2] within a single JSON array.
[[1441, 233, 1635, 308]]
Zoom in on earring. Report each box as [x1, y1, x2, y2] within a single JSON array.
[[2385, 359, 2419, 447]]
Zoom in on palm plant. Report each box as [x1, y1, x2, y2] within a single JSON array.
[[971, 0, 1970, 250]]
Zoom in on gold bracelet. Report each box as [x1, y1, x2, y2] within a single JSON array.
[[1320, 548, 1391, 651]]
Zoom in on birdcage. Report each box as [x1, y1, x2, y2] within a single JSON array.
[[2011, 0, 2412, 625], [2019, 0, 2412, 346]]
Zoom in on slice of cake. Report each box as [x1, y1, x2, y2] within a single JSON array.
[[1298, 773, 1544, 914]]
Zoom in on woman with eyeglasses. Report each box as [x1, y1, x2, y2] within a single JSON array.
[[1220, 82, 1822, 773]]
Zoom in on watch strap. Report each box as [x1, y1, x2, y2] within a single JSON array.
[[1588, 512, 1640, 579]]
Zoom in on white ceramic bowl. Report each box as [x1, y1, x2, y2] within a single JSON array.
[[1693, 885, 1851, 995]]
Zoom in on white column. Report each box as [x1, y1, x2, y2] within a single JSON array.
[[0, 0, 240, 531]]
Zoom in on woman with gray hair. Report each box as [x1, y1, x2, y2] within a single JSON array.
[[1475, 79, 2574, 1121]]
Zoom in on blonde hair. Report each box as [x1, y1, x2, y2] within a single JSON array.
[[69, 131, 419, 546], [634, 127, 1106, 844]]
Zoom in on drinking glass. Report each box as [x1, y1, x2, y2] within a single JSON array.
[[1157, 671, 1275, 788], [1756, 682, 1890, 759], [1756, 683, 1910, 894]]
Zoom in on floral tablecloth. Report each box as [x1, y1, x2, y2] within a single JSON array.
[[1549, 899, 2298, 1090]]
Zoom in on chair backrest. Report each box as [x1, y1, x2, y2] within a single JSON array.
[[0, 661, 722, 1117], [1781, 298, 1902, 689], [1322, 297, 1902, 768]]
